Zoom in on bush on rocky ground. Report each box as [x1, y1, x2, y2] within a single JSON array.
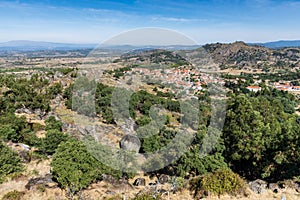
[[191, 169, 247, 198]]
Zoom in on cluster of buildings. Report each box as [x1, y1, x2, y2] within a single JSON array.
[[128, 66, 300, 94], [273, 82, 300, 91], [246, 82, 300, 93], [130, 67, 224, 92]]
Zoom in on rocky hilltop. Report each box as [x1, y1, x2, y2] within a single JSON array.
[[203, 41, 300, 70]]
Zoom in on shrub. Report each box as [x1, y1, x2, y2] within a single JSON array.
[[131, 192, 161, 200], [36, 185, 46, 193], [39, 129, 69, 155], [51, 139, 103, 197], [0, 143, 23, 183], [45, 116, 62, 131], [200, 169, 246, 196], [47, 82, 63, 98], [170, 176, 185, 192], [1, 190, 25, 200], [0, 114, 26, 142]]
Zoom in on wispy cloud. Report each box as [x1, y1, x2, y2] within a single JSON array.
[[281, 0, 300, 7], [151, 16, 208, 23]]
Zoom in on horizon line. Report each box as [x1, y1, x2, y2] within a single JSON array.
[[1, 39, 300, 46]]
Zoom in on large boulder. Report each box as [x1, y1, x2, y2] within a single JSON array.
[[249, 179, 267, 194], [120, 134, 140, 153]]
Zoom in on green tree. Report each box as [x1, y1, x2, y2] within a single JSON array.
[[0, 113, 26, 142], [51, 139, 102, 197], [223, 95, 270, 179]]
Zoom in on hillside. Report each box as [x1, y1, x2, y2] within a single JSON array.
[[203, 41, 300, 70]]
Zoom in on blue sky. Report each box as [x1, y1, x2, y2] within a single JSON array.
[[0, 0, 300, 44]]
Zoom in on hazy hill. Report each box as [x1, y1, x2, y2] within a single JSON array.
[[252, 40, 300, 48], [0, 40, 97, 51]]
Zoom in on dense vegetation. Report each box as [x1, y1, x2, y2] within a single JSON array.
[[0, 73, 67, 183], [0, 74, 57, 113], [64, 75, 300, 183], [223, 93, 300, 181]]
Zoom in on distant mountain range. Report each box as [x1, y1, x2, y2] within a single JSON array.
[[249, 40, 300, 48], [0, 40, 97, 51], [0, 40, 300, 52]]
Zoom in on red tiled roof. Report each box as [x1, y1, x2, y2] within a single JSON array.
[[247, 86, 261, 89]]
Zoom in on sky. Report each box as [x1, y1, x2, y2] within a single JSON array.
[[0, 0, 300, 44]]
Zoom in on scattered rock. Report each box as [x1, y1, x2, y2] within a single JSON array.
[[62, 122, 72, 131], [120, 134, 141, 153], [77, 126, 88, 135], [289, 180, 300, 192], [54, 71, 64, 79], [102, 174, 117, 185], [15, 108, 33, 114], [34, 109, 46, 120], [44, 112, 60, 121], [105, 190, 116, 195], [133, 178, 146, 186], [268, 183, 279, 193], [249, 179, 267, 194], [85, 125, 96, 135], [157, 188, 168, 194], [149, 180, 159, 186], [295, 181, 300, 193], [203, 190, 211, 197], [278, 182, 286, 189], [18, 143, 30, 151], [194, 189, 211, 199], [8, 142, 30, 152], [158, 174, 169, 184], [25, 174, 54, 190], [19, 150, 31, 163]]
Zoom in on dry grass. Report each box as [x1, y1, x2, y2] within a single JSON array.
[[219, 69, 264, 75], [25, 159, 51, 177]]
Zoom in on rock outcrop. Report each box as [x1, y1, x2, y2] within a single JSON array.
[[249, 179, 267, 194]]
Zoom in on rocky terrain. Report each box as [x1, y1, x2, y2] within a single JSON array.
[[203, 41, 300, 70]]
